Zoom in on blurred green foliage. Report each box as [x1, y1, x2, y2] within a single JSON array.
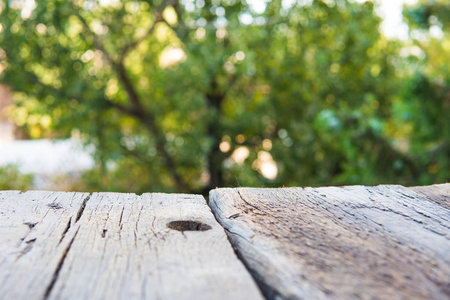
[[0, 164, 34, 190], [400, 0, 450, 184], [0, 0, 448, 193]]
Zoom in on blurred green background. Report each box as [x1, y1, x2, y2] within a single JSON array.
[[0, 0, 448, 194]]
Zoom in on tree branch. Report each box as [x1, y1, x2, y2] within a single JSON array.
[[75, 10, 116, 66], [117, 0, 180, 60], [72, 2, 187, 191], [119, 17, 162, 60]]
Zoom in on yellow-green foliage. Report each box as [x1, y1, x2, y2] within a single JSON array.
[[0, 164, 33, 191]]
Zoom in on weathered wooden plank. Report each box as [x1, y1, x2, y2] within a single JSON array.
[[209, 185, 450, 300], [410, 183, 450, 210], [46, 193, 262, 300], [0, 191, 90, 299]]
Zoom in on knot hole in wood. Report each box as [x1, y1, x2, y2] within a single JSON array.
[[167, 220, 212, 232]]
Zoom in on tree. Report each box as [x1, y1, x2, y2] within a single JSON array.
[[0, 0, 444, 193], [398, 0, 450, 183]]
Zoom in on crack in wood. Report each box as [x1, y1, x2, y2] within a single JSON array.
[[43, 228, 79, 300], [236, 189, 268, 215], [58, 217, 72, 245], [47, 203, 63, 210], [24, 222, 37, 229], [18, 222, 38, 248], [75, 195, 90, 223], [228, 213, 240, 219], [118, 206, 125, 227], [16, 238, 37, 261]]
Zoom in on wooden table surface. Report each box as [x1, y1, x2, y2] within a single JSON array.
[[1, 184, 449, 299]]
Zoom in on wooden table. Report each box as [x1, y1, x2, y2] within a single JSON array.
[[1, 184, 449, 299]]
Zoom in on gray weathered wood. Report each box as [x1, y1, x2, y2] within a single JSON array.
[[0, 191, 262, 300], [45, 192, 262, 300], [0, 191, 90, 299], [411, 183, 450, 210], [209, 184, 450, 300]]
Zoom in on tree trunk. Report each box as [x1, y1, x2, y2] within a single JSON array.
[[204, 80, 226, 195]]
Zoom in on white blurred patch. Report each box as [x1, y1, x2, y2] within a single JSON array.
[[253, 151, 278, 180], [400, 45, 425, 59], [0, 139, 94, 188], [429, 25, 444, 39], [375, 0, 419, 40], [231, 146, 249, 165], [159, 48, 186, 68]]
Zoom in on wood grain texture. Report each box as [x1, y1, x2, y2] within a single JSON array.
[[210, 184, 450, 300], [411, 183, 450, 210], [0, 191, 90, 300], [45, 192, 262, 300]]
